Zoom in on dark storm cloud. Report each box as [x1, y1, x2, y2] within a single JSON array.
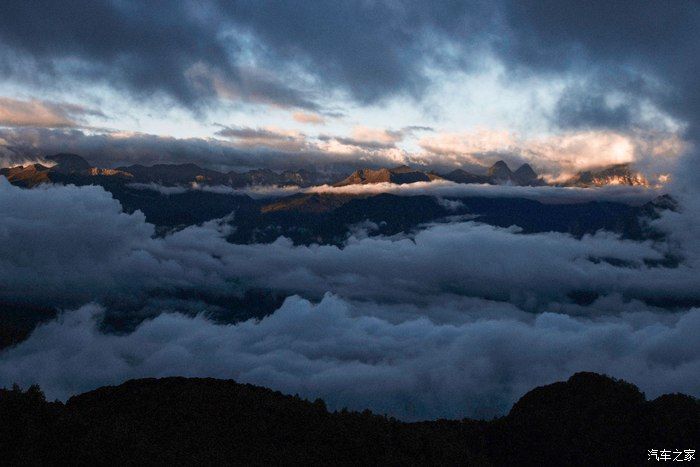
[[0, 1, 497, 109], [0, 0, 316, 110], [224, 0, 699, 139], [215, 125, 296, 141], [319, 127, 407, 150], [553, 87, 635, 131], [1, 1, 698, 134], [320, 136, 396, 151], [0, 127, 382, 172], [216, 0, 495, 103], [499, 1, 700, 130], [496, 0, 699, 105]]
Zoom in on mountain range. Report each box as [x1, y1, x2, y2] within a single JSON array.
[[335, 165, 441, 185], [335, 161, 548, 186], [0, 153, 669, 253], [0, 154, 331, 188], [442, 161, 547, 186], [1, 153, 648, 189], [560, 163, 650, 187]]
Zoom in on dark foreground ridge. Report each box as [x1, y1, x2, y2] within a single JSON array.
[[1, 373, 697, 465]]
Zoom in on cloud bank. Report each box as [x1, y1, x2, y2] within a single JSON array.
[[2, 177, 695, 313], [0, 296, 697, 420], [0, 125, 684, 181], [4, 175, 700, 309], [418, 129, 683, 181], [181, 179, 660, 205]]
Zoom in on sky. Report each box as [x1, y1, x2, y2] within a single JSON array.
[[0, 1, 696, 179], [1, 1, 700, 420]]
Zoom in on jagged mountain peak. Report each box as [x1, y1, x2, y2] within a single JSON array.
[[487, 160, 513, 179], [513, 163, 541, 185], [45, 153, 91, 174], [563, 163, 649, 187], [390, 164, 414, 173], [514, 163, 537, 177], [334, 165, 433, 186]]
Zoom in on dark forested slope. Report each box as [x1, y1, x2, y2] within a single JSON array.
[[0, 372, 697, 465]]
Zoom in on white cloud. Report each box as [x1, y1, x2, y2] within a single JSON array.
[[418, 128, 684, 181], [151, 180, 660, 205], [0, 123, 686, 182]]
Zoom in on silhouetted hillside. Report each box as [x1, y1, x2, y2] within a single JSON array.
[[0, 373, 696, 465]]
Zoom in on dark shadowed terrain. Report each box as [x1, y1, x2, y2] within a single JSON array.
[[0, 154, 667, 242], [0, 372, 696, 465]]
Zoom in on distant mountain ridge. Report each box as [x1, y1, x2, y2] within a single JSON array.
[[0, 163, 53, 187], [0, 154, 332, 188], [334, 165, 441, 186], [45, 153, 91, 173], [441, 161, 547, 186], [1, 153, 668, 249], [560, 163, 649, 187], [0, 153, 133, 187], [2, 153, 653, 189], [336, 161, 547, 187]]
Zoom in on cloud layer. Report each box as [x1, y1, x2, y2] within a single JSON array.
[[2, 177, 695, 313], [1, 296, 698, 420], [0, 125, 684, 181], [418, 129, 683, 181], [168, 179, 659, 205]]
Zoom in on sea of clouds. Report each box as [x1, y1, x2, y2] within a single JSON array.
[[0, 174, 699, 420]]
